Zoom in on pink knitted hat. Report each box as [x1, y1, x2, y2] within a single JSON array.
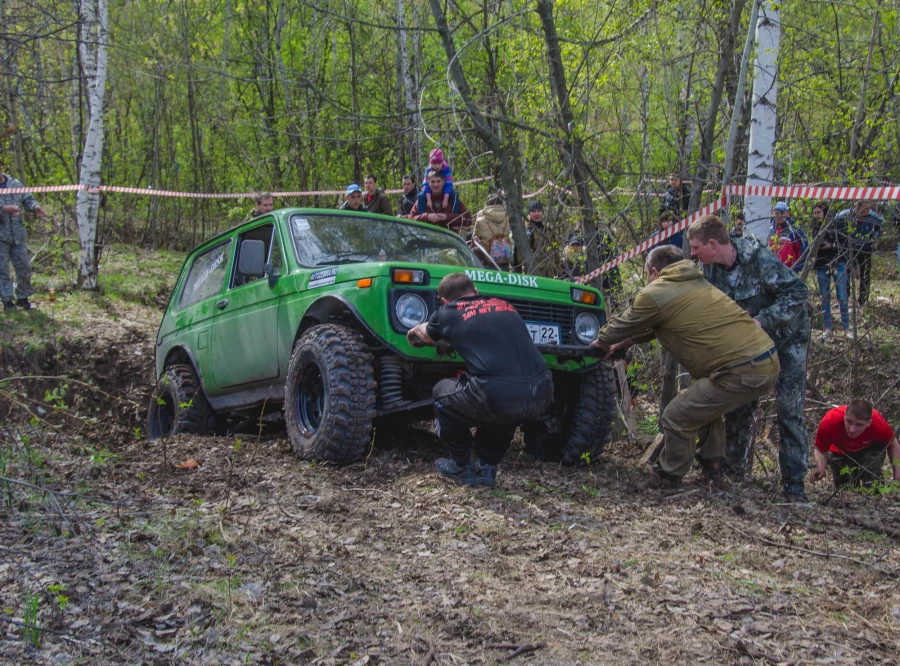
[[429, 148, 444, 164]]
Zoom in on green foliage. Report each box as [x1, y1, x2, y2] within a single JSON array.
[[22, 589, 41, 647]]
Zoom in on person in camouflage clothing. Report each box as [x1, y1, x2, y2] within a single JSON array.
[[0, 161, 46, 311], [687, 214, 810, 500]]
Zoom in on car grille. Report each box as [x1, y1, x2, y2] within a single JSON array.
[[506, 298, 577, 344]]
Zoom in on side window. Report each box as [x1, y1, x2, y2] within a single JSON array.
[[232, 223, 275, 288], [269, 228, 284, 274], [178, 241, 231, 308]]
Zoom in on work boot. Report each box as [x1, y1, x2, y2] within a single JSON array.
[[435, 458, 477, 487], [473, 460, 497, 488], [16, 298, 34, 311], [2, 300, 15, 312], [697, 456, 725, 489], [782, 489, 809, 504], [649, 462, 681, 491]]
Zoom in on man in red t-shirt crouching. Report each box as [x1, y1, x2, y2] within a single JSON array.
[[810, 400, 900, 488]]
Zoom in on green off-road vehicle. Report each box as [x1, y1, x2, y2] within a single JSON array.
[[149, 208, 616, 464]]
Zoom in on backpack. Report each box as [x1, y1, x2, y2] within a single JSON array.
[[489, 235, 513, 265]]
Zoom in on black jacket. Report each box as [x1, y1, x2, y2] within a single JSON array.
[[659, 183, 691, 216]]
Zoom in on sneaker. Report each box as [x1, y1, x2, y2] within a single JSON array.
[[2, 300, 15, 312], [843, 329, 856, 340], [822, 329, 833, 339], [649, 462, 681, 490], [435, 458, 477, 487], [16, 298, 34, 311], [473, 460, 497, 487]]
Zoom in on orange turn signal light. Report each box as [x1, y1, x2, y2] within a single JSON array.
[[391, 268, 426, 284], [357, 278, 373, 288], [571, 288, 598, 305]]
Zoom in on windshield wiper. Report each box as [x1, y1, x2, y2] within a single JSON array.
[[314, 252, 371, 266]]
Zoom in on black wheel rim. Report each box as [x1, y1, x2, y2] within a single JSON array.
[[150, 390, 175, 438], [296, 360, 325, 434]]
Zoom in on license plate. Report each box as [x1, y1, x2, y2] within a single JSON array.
[[525, 322, 561, 345]]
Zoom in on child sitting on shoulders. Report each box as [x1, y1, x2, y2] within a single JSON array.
[[422, 148, 454, 211]]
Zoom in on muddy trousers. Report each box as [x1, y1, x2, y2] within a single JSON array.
[[724, 332, 810, 496], [433, 371, 553, 466], [658, 353, 780, 478], [0, 240, 33, 302], [830, 444, 888, 488]]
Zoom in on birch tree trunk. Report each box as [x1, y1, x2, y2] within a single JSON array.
[[744, 0, 781, 238], [397, 0, 420, 172], [723, 0, 760, 187], [75, 0, 108, 290]]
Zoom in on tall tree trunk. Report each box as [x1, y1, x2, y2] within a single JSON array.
[[744, 0, 781, 238], [397, 0, 420, 172], [689, 0, 747, 212], [427, 0, 533, 270], [275, 0, 304, 183], [75, 0, 108, 290], [536, 0, 601, 276], [723, 0, 760, 188]]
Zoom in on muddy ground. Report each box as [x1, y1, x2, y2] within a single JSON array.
[[1, 254, 900, 665]]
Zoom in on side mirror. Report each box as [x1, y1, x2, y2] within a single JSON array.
[[238, 239, 266, 278]]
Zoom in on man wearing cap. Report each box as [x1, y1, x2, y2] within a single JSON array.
[[561, 232, 586, 279], [1, 159, 47, 311], [769, 201, 809, 272], [339, 184, 364, 211], [406, 171, 471, 234], [688, 214, 811, 501]]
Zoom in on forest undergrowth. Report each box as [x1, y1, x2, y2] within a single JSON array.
[[1, 243, 899, 665]]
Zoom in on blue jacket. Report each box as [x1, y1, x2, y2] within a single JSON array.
[[834, 208, 883, 254]]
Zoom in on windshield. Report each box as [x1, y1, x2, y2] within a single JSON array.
[[289, 213, 480, 268]]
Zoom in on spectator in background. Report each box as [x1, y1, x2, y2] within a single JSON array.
[[730, 212, 746, 240], [0, 158, 47, 311], [561, 232, 587, 279], [834, 201, 883, 305], [653, 211, 683, 249], [250, 192, 274, 218], [810, 400, 900, 488], [513, 200, 548, 274], [398, 174, 418, 217], [472, 193, 513, 271], [660, 172, 691, 217], [339, 183, 364, 211], [363, 175, 393, 216], [810, 201, 850, 339], [769, 201, 809, 272], [407, 171, 471, 234]]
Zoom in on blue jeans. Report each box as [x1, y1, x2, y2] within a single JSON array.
[[816, 262, 849, 330]]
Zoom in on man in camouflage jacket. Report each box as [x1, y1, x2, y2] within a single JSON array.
[[0, 163, 46, 310], [687, 215, 810, 500]]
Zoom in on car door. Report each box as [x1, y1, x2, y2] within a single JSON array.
[[210, 221, 286, 388], [167, 239, 233, 394]]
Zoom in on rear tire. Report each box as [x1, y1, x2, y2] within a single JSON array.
[[284, 324, 377, 463], [523, 362, 616, 465], [147, 364, 215, 439]]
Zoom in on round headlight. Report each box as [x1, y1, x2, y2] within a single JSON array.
[[575, 312, 600, 344], [396, 293, 428, 329]]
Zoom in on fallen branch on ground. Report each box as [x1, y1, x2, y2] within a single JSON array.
[[721, 522, 896, 577], [486, 642, 547, 662]]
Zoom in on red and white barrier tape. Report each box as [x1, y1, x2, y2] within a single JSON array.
[[725, 184, 900, 200], [0, 175, 496, 198], [575, 196, 728, 283]]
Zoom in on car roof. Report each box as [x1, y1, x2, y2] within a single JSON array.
[[186, 207, 463, 257]]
